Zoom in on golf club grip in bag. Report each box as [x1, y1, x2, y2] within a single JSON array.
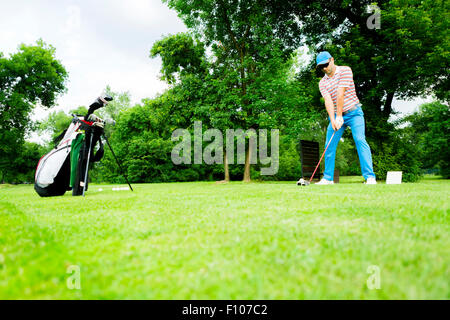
[[86, 94, 113, 118], [72, 126, 104, 196]]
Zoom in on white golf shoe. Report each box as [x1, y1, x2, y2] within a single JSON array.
[[315, 178, 334, 185], [365, 177, 377, 185]]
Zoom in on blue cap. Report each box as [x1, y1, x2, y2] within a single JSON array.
[[316, 51, 332, 66]]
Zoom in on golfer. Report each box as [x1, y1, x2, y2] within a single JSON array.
[[315, 51, 376, 185]]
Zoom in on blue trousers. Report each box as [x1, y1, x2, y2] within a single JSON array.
[[323, 106, 376, 180]]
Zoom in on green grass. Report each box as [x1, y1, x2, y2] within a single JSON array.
[[0, 177, 449, 299]]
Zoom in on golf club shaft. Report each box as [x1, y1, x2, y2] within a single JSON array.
[[309, 131, 336, 183], [82, 132, 94, 197], [103, 134, 134, 192]]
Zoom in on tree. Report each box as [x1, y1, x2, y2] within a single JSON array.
[[160, 1, 311, 181], [0, 40, 68, 181], [149, 32, 210, 131], [402, 101, 450, 178], [5, 142, 46, 184], [150, 33, 207, 85], [150, 33, 232, 179]]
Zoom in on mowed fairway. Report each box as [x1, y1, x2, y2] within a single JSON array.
[[0, 177, 449, 299]]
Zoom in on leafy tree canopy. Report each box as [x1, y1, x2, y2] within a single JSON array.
[[0, 40, 68, 178], [150, 33, 207, 84], [401, 101, 450, 177]]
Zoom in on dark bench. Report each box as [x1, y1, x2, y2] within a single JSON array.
[[298, 140, 321, 181], [298, 140, 339, 183]]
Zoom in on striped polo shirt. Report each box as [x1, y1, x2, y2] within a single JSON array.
[[319, 66, 360, 113]]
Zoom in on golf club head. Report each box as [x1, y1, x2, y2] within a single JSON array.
[[296, 178, 310, 186], [97, 94, 112, 105], [99, 89, 113, 102], [102, 94, 113, 102]]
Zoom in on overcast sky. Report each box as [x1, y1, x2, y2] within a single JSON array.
[[1, 0, 431, 134]]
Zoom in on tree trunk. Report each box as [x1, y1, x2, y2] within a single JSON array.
[[224, 150, 230, 182], [243, 146, 251, 182], [383, 91, 395, 119]]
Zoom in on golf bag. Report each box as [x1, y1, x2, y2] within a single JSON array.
[[34, 95, 111, 197]]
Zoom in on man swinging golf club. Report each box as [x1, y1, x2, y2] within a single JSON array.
[[315, 51, 376, 185]]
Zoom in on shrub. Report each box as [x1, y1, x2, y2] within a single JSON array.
[[372, 135, 422, 182]]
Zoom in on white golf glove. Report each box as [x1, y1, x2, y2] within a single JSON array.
[[335, 115, 344, 129]]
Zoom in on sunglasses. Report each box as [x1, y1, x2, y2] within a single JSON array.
[[318, 62, 330, 69]]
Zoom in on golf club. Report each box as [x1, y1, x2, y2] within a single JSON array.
[[82, 130, 94, 197], [297, 130, 336, 186]]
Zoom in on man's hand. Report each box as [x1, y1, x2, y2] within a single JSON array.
[[335, 115, 344, 130], [321, 91, 343, 131], [331, 119, 338, 131]]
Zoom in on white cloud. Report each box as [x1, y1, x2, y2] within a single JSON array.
[[106, 0, 185, 31], [391, 96, 433, 120]]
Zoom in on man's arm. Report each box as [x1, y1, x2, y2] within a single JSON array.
[[323, 92, 338, 131], [336, 87, 346, 117], [334, 87, 346, 129], [335, 66, 355, 128]]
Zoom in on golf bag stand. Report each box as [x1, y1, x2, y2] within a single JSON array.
[[102, 133, 134, 192]]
